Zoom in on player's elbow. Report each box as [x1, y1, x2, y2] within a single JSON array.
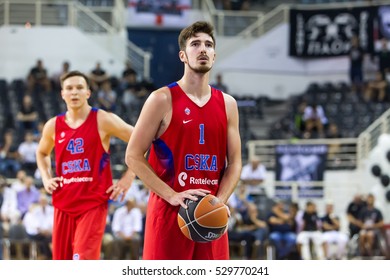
[[125, 151, 137, 171]]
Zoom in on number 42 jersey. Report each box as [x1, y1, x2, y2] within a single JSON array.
[[53, 108, 112, 217]]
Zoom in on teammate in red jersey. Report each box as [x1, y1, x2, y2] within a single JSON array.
[[125, 21, 242, 259], [36, 71, 134, 260]]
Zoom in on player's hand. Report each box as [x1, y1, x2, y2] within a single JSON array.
[[43, 176, 63, 194], [214, 196, 231, 217], [107, 180, 131, 202], [225, 204, 231, 217], [107, 169, 135, 202], [168, 189, 211, 209]]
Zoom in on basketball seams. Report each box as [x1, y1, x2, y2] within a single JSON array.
[[194, 206, 228, 228], [179, 207, 228, 229], [177, 194, 228, 242]]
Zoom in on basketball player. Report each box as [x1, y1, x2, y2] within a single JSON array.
[[125, 21, 242, 259], [36, 71, 135, 260]]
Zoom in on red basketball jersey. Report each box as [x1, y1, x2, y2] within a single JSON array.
[[144, 83, 229, 259], [148, 82, 227, 193], [53, 108, 112, 217]]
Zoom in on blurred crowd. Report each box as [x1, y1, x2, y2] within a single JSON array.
[[0, 156, 387, 260]]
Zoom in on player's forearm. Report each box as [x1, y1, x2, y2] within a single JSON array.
[[216, 162, 242, 204], [119, 168, 136, 186], [126, 155, 175, 201], [36, 153, 53, 182]]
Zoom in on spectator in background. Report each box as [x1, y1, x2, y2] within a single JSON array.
[[27, 59, 51, 94], [326, 123, 342, 164], [17, 131, 39, 176], [303, 102, 328, 138], [240, 156, 267, 198], [296, 201, 324, 260], [10, 170, 27, 193], [290, 202, 302, 234], [227, 203, 256, 260], [348, 35, 365, 95], [121, 60, 137, 85], [16, 176, 40, 219], [320, 201, 348, 260], [373, 38, 390, 79], [358, 193, 384, 257], [0, 129, 21, 178], [111, 197, 143, 260], [123, 78, 153, 125], [347, 193, 367, 238], [211, 73, 229, 93], [23, 193, 54, 259], [32, 121, 45, 143], [293, 100, 307, 138], [89, 62, 109, 92], [364, 71, 388, 102], [121, 72, 141, 122], [267, 200, 297, 260], [51, 61, 71, 91], [97, 79, 117, 113], [243, 201, 269, 259], [16, 94, 39, 139], [326, 122, 342, 139], [228, 183, 268, 259], [1, 178, 21, 230]]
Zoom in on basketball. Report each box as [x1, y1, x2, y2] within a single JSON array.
[[177, 194, 229, 242]]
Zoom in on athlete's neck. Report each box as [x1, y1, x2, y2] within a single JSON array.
[[65, 106, 92, 126], [177, 73, 211, 105]]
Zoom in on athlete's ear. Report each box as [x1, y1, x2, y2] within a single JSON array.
[[179, 50, 186, 63], [86, 89, 91, 99]]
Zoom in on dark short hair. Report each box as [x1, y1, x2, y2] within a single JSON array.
[[60, 70, 90, 89], [178, 21, 215, 51]]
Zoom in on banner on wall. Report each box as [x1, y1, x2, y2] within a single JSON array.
[[275, 145, 328, 199], [127, 0, 192, 27], [289, 6, 375, 57]]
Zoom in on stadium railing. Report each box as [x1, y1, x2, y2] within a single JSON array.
[[246, 107, 390, 197], [200, 0, 265, 36]]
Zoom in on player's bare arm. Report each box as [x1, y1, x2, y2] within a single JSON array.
[[97, 110, 134, 145], [98, 110, 136, 201], [216, 94, 242, 204], [36, 117, 63, 194], [125, 88, 210, 208]]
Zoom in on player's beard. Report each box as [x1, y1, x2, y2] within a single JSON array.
[[185, 52, 213, 74]]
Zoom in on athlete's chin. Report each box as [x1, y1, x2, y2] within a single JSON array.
[[68, 102, 82, 109], [194, 66, 212, 74]]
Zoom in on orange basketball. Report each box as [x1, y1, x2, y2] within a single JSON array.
[[177, 194, 228, 242]]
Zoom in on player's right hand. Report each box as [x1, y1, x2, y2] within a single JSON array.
[[169, 188, 211, 209], [43, 176, 63, 194]]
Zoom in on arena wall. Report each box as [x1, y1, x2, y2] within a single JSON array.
[[0, 26, 126, 82]]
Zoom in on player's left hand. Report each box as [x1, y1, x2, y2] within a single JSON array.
[[106, 181, 130, 202], [225, 204, 231, 217], [107, 169, 135, 201], [107, 179, 131, 202]]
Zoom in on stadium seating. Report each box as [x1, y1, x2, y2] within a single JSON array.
[[270, 81, 390, 139], [2, 223, 38, 260]]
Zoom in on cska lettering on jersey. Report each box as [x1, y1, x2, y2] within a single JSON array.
[[185, 154, 218, 171], [62, 159, 91, 175]]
